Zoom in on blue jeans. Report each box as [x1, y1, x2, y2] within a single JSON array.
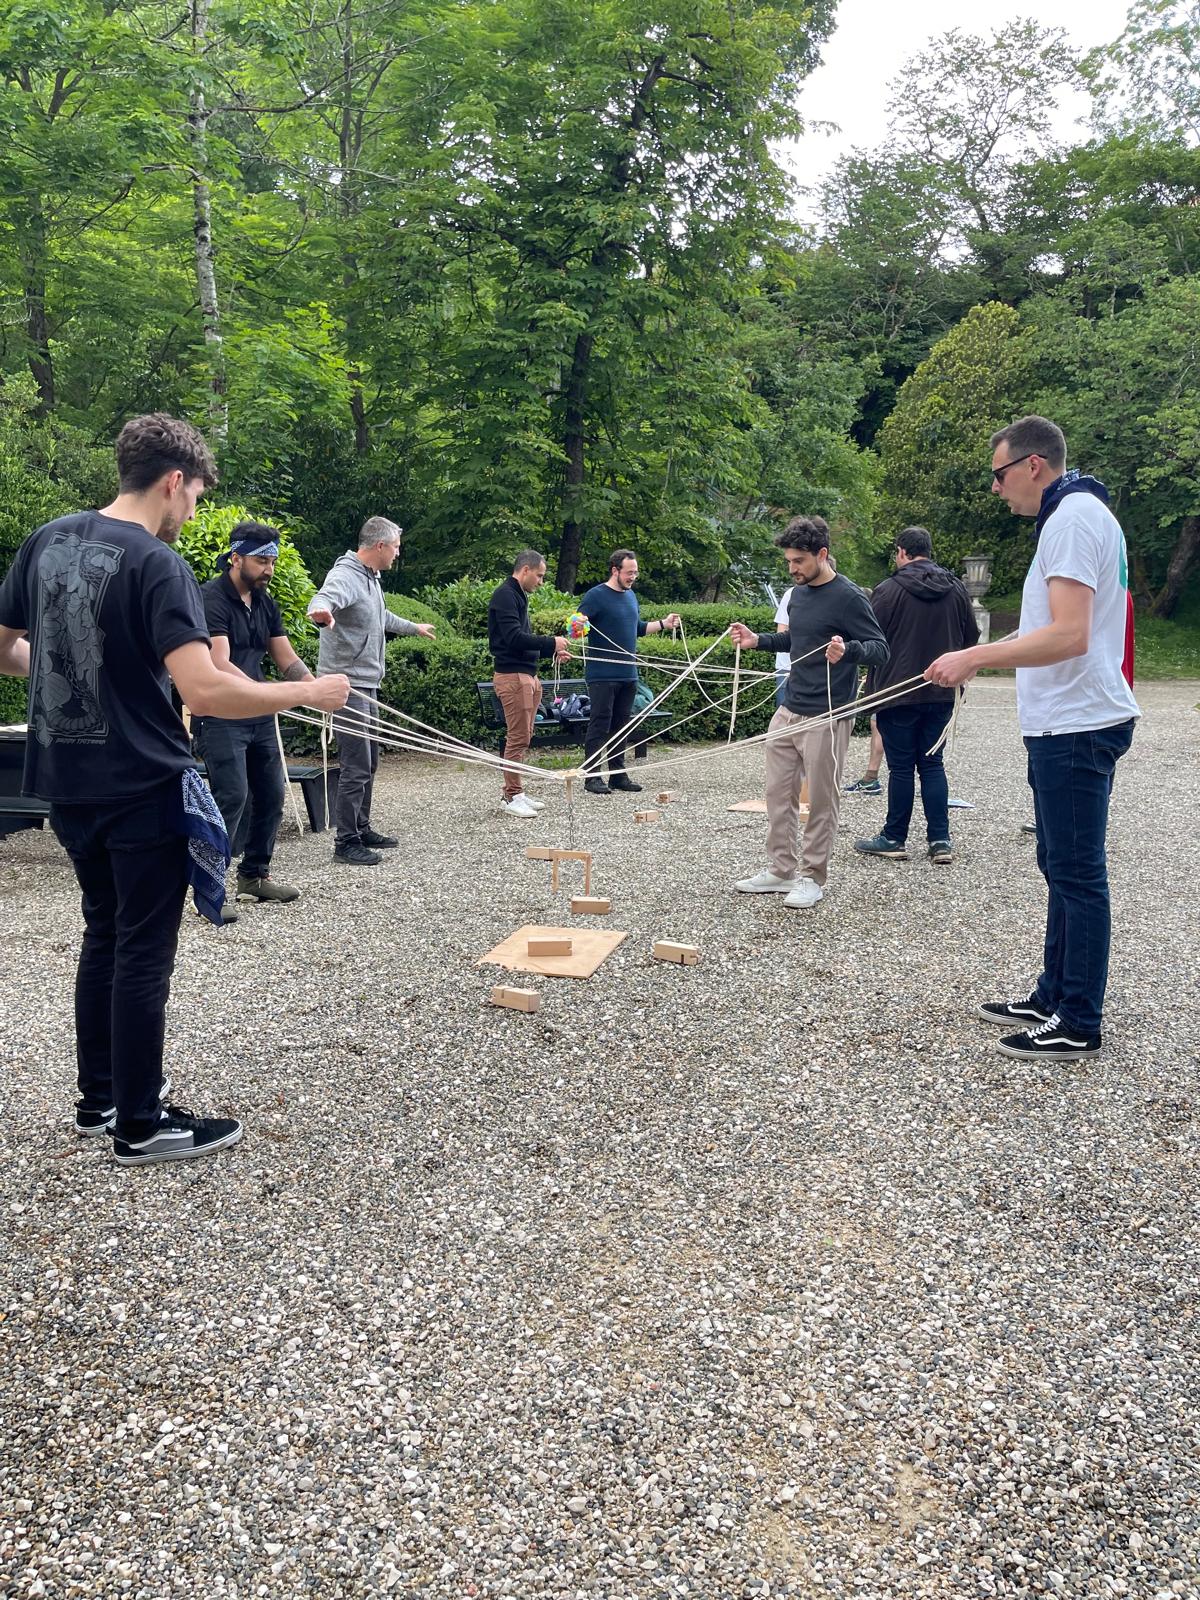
[[1026, 719, 1135, 1036], [195, 715, 285, 877], [877, 702, 953, 845], [49, 780, 189, 1134]]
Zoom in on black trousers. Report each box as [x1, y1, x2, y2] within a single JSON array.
[[194, 716, 284, 878], [49, 780, 188, 1135], [584, 679, 638, 773]]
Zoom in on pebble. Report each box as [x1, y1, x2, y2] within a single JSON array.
[[0, 680, 1195, 1598]]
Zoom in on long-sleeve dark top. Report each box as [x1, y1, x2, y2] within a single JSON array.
[[754, 573, 889, 714], [487, 575, 557, 674], [866, 560, 980, 705]]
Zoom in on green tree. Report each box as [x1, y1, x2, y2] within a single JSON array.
[[877, 302, 1037, 590]]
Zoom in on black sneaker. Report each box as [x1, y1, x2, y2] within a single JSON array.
[[76, 1104, 117, 1137], [977, 992, 1053, 1027], [76, 1075, 173, 1137], [927, 840, 953, 865], [334, 843, 383, 865], [996, 1017, 1102, 1061], [608, 775, 642, 792], [112, 1104, 243, 1166], [360, 830, 398, 849], [584, 777, 611, 795], [854, 832, 908, 859]]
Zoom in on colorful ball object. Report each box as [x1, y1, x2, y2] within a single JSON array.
[[565, 611, 591, 640]]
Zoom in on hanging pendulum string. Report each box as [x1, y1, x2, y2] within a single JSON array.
[[926, 684, 964, 759], [728, 642, 741, 744], [321, 710, 333, 828], [274, 713, 306, 836], [826, 652, 844, 791]]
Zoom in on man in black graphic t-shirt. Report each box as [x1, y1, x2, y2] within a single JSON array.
[[0, 414, 350, 1168], [196, 521, 315, 914]]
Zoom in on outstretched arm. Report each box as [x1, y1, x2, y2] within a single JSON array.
[[166, 640, 349, 718]]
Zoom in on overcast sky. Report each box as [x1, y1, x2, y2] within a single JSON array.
[[782, 0, 1136, 221]]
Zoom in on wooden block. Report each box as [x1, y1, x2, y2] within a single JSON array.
[[570, 896, 611, 915], [527, 936, 572, 956], [633, 809, 661, 823], [524, 845, 558, 861], [655, 791, 676, 804], [652, 941, 700, 966], [490, 985, 540, 1012]]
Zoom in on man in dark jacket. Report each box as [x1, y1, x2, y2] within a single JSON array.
[[855, 526, 979, 865], [487, 550, 569, 817]]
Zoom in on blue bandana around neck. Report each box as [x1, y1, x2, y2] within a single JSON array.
[[1034, 468, 1110, 540]]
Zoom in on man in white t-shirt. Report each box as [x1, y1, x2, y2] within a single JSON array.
[[927, 415, 1139, 1063]]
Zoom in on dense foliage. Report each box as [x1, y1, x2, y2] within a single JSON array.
[[1, 1, 1198, 622]]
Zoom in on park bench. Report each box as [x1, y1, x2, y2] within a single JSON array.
[[475, 677, 668, 760]]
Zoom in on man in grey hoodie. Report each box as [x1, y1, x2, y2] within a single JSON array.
[[307, 517, 435, 864]]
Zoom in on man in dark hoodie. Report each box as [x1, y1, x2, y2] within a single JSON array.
[[855, 526, 979, 866], [487, 550, 569, 817], [927, 416, 1139, 1063]]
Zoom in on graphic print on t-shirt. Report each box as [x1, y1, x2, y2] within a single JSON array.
[[32, 531, 124, 746]]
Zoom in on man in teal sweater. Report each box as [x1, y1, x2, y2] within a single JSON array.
[[578, 549, 680, 794]]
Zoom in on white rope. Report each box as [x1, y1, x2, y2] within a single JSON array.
[[728, 642, 741, 744], [273, 713, 307, 837], [580, 625, 732, 775]]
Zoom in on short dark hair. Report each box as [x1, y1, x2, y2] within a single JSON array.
[[608, 548, 637, 573], [115, 413, 218, 492], [991, 415, 1066, 472], [895, 525, 933, 559], [775, 515, 830, 557], [513, 548, 545, 573]]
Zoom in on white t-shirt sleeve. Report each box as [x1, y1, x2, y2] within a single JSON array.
[[1037, 508, 1103, 592], [774, 589, 791, 675]]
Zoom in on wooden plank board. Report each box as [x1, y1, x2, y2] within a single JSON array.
[[481, 924, 626, 980], [726, 798, 808, 817]]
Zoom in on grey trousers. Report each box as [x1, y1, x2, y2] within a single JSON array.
[[334, 686, 380, 849]]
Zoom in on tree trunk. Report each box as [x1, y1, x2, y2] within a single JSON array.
[[1150, 515, 1200, 619], [553, 57, 666, 591], [556, 331, 594, 592], [21, 198, 54, 415], [189, 0, 227, 442]]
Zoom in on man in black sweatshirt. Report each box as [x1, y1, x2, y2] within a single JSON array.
[[487, 550, 569, 817], [855, 526, 979, 865], [730, 518, 889, 909]]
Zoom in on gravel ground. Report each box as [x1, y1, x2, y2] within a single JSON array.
[[1, 677, 1198, 1600]]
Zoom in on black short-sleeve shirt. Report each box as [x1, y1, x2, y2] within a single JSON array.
[[0, 512, 209, 803], [199, 572, 284, 726]]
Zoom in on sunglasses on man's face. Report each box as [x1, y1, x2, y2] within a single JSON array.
[[991, 452, 1036, 485]]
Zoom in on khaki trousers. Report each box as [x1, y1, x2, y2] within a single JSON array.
[[493, 672, 542, 799], [764, 707, 852, 886]]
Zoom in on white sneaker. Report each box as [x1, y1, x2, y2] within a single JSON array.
[[735, 869, 798, 894], [502, 794, 538, 818], [784, 878, 823, 909], [523, 795, 546, 811]]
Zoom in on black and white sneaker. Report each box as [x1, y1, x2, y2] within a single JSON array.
[[112, 1104, 243, 1166], [996, 1017, 1102, 1061], [977, 992, 1053, 1027], [76, 1075, 173, 1137]]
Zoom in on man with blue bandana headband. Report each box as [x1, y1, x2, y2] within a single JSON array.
[[196, 520, 314, 914]]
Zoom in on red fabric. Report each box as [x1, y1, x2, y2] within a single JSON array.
[[1122, 591, 1135, 687]]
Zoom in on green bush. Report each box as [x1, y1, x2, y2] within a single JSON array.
[[0, 675, 27, 725], [383, 593, 452, 634], [176, 503, 317, 639], [0, 373, 112, 580]]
